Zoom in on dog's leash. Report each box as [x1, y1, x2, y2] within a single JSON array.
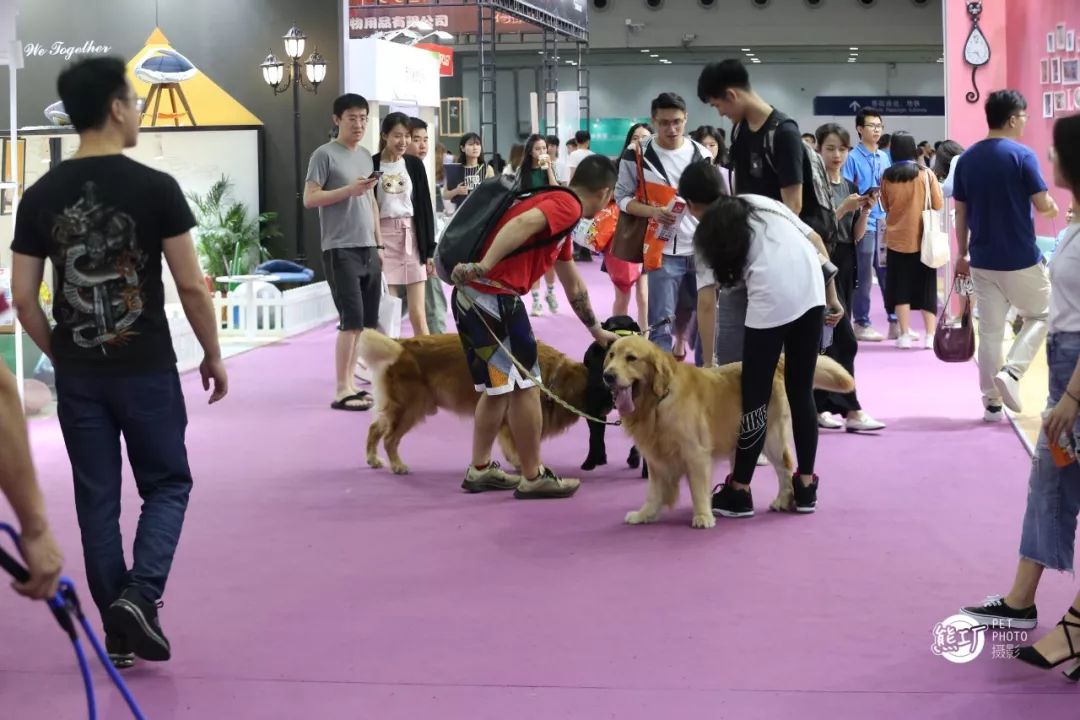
[[453, 278, 670, 427], [0, 523, 148, 720]]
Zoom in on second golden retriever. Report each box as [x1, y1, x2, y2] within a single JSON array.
[[602, 335, 855, 529]]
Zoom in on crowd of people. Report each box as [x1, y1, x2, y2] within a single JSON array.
[[5, 52, 1080, 679]]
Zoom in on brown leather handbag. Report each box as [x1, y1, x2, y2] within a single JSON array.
[[933, 283, 975, 363], [610, 144, 649, 264]]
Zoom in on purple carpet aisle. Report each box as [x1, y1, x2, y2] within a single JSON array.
[[2, 263, 1077, 719]]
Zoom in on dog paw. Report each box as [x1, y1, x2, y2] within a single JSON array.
[[770, 492, 795, 513], [625, 510, 659, 525], [691, 513, 716, 529], [391, 462, 411, 475], [367, 456, 385, 469]]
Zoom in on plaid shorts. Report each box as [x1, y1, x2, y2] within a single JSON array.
[[451, 286, 540, 396]]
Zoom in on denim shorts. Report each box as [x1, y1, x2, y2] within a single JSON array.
[[1019, 331, 1080, 572]]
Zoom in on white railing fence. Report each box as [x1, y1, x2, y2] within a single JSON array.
[[167, 281, 337, 371]]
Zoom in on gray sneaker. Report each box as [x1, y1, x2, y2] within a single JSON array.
[[514, 466, 580, 499], [461, 461, 522, 493]]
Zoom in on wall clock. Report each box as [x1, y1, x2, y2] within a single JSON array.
[[964, 1, 991, 103]]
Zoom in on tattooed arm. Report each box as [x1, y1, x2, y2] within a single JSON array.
[[553, 260, 619, 346]]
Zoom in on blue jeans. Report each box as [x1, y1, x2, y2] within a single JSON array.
[[1019, 332, 1080, 572], [648, 254, 697, 353], [56, 369, 193, 616], [852, 225, 895, 327]]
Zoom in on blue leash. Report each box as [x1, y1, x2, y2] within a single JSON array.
[[0, 522, 148, 720]]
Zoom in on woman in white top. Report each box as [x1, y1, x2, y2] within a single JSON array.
[[984, 113, 1080, 677], [374, 112, 436, 336], [694, 193, 843, 518]]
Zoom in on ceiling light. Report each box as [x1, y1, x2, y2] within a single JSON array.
[[752, 59, 762, 63], [850, 46, 859, 50], [746, 52, 755, 56], [650, 54, 658, 58], [848, 58, 857, 63], [741, 48, 751, 51], [641, 49, 651, 53]]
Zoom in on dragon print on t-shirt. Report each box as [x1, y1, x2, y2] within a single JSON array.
[[52, 181, 146, 351]]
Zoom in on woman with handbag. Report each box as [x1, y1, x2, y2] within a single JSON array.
[[879, 133, 944, 349], [959, 114, 1080, 680]]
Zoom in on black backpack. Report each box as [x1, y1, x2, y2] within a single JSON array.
[[733, 112, 840, 250], [433, 174, 581, 285]]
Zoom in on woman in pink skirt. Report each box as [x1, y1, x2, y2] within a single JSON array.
[[374, 112, 436, 336]]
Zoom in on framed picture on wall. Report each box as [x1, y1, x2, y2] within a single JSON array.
[[1057, 23, 1067, 50], [1064, 59, 1080, 84], [1052, 56, 1062, 83], [1054, 90, 1068, 112], [1042, 59, 1050, 84], [1048, 32, 1057, 53], [1068, 29, 1076, 52], [1044, 92, 1055, 118]]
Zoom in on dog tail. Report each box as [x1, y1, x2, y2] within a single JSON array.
[[812, 355, 855, 393], [356, 329, 404, 371]]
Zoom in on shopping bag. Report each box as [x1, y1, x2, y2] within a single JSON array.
[[920, 170, 950, 269], [377, 274, 402, 338]]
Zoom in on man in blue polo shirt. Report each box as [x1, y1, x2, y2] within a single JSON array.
[[954, 90, 1057, 422], [843, 107, 895, 342]]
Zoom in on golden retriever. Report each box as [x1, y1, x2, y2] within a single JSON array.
[[357, 330, 608, 474], [602, 334, 855, 529]]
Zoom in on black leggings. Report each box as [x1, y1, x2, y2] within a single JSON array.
[[733, 306, 824, 485]]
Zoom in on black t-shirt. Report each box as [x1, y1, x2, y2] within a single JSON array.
[[12, 155, 195, 375], [729, 109, 804, 200]]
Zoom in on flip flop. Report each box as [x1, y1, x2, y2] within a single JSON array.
[[331, 391, 373, 411]]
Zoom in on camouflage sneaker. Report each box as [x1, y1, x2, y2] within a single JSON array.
[[514, 466, 580, 499], [461, 461, 522, 493]]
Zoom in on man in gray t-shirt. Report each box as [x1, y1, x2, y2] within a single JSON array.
[[303, 93, 382, 412]]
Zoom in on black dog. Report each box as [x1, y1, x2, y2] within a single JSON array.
[[580, 315, 643, 472]]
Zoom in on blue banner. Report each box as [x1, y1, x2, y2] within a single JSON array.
[[813, 96, 946, 117]]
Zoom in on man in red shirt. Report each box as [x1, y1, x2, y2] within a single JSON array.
[[450, 155, 620, 498]]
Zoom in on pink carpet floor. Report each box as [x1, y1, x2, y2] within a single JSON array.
[[2, 262, 1078, 718]]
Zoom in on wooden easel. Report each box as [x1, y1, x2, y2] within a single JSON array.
[[142, 82, 197, 127]]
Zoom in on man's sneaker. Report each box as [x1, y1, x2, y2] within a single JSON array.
[[106, 634, 135, 669], [993, 369, 1023, 413], [545, 288, 559, 313], [514, 466, 580, 499], [461, 461, 521, 493], [818, 412, 843, 429], [845, 412, 886, 433], [530, 298, 544, 317], [792, 474, 819, 513], [984, 404, 1004, 423], [711, 480, 754, 518], [855, 325, 884, 342], [106, 587, 170, 662], [960, 594, 1038, 629]]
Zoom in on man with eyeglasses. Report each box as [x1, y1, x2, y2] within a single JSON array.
[[614, 91, 711, 356], [842, 107, 896, 342], [953, 89, 1057, 422]]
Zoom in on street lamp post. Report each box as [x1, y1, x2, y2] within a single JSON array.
[[260, 25, 327, 266]]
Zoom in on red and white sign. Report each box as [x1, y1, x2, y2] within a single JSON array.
[[415, 42, 453, 76]]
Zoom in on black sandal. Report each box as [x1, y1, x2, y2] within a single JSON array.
[[330, 391, 373, 411], [1015, 607, 1080, 680]]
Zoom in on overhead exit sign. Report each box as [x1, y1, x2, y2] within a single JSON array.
[[814, 96, 945, 116]]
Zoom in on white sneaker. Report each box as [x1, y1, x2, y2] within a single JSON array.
[[855, 325, 884, 342], [846, 412, 886, 433], [818, 412, 844, 429], [983, 404, 1004, 422], [896, 334, 912, 349], [993, 370, 1023, 413], [907, 329, 921, 340], [531, 299, 544, 317], [923, 334, 934, 350]]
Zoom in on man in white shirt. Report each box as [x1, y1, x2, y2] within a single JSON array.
[[614, 92, 710, 353], [566, 130, 595, 183]]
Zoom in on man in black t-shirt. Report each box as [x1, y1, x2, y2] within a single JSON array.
[[697, 59, 804, 212], [10, 57, 227, 668]]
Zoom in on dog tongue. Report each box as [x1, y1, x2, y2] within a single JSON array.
[[614, 386, 635, 415]]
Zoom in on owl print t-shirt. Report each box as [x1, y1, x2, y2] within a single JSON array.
[[375, 158, 414, 220], [12, 155, 195, 375]]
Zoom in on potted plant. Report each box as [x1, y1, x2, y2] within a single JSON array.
[[187, 175, 281, 293]]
